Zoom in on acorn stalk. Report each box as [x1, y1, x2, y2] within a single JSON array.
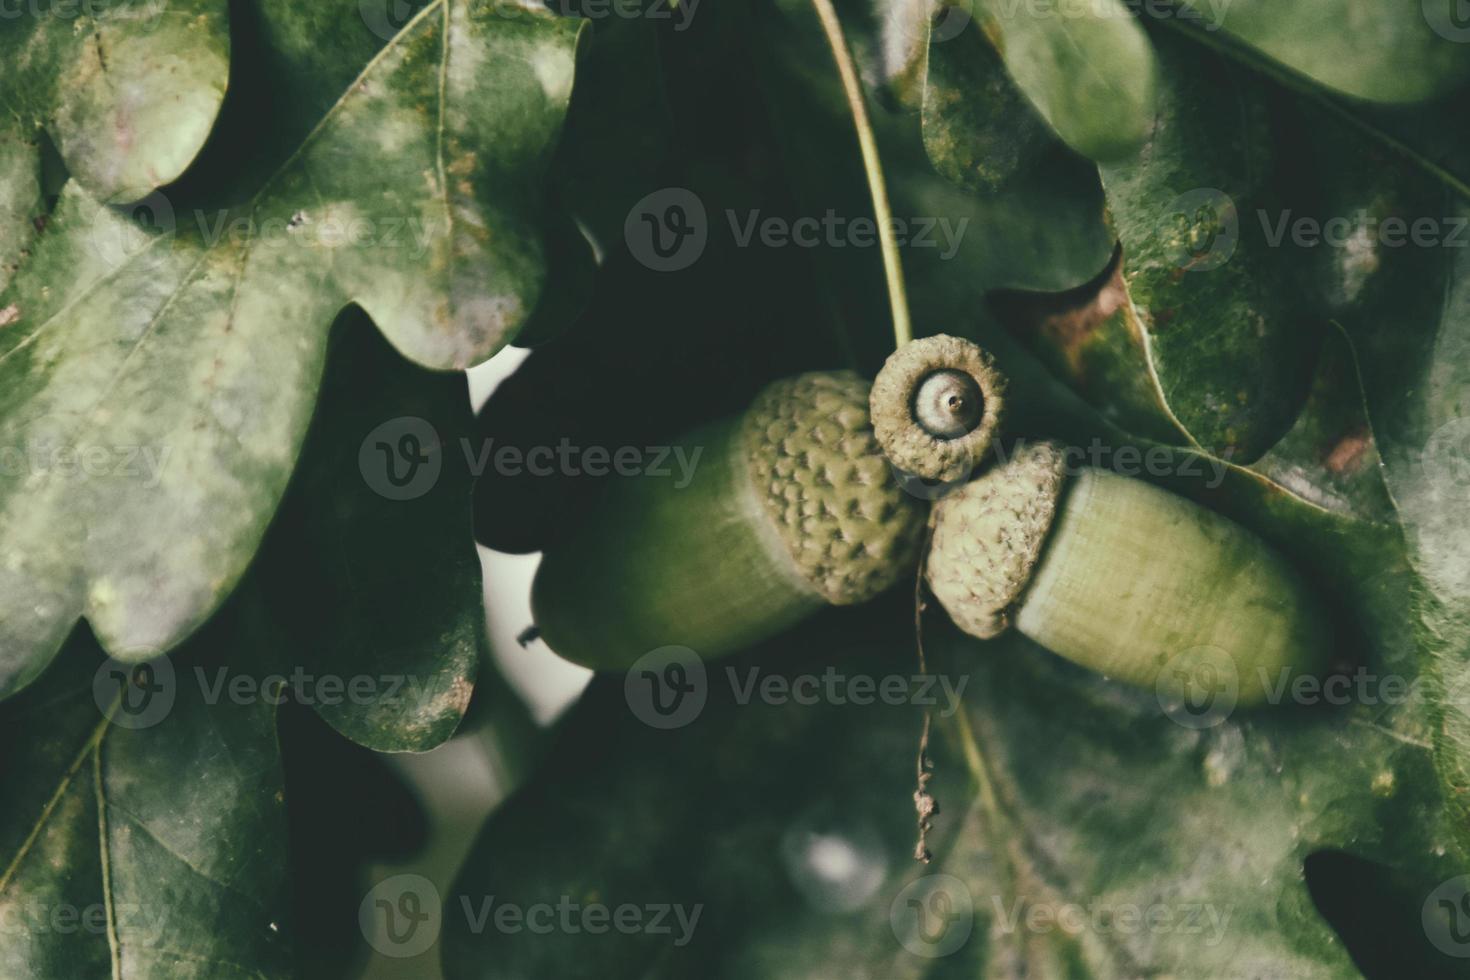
[[533, 372, 925, 670], [926, 442, 1328, 704]]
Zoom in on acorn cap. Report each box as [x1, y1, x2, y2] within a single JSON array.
[[924, 440, 1067, 638], [870, 335, 1007, 484], [743, 371, 924, 605]]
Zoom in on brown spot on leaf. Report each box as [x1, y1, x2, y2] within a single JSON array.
[[31, 214, 47, 234], [1324, 426, 1371, 475], [991, 245, 1126, 377], [0, 304, 20, 329]]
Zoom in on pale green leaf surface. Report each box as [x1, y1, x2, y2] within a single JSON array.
[[0, 0, 583, 698]]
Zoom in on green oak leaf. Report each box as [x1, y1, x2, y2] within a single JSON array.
[[0, 611, 293, 980], [0, 0, 584, 699], [441, 599, 1461, 978], [914, 16, 1115, 295], [920, 14, 1060, 195], [0, 317, 492, 977], [1177, 0, 1470, 104], [958, 30, 1321, 461], [0, 0, 230, 207], [1292, 113, 1470, 860], [260, 310, 484, 753], [968, 0, 1158, 162]]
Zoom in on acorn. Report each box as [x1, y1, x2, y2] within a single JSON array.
[[925, 441, 1329, 705], [532, 371, 926, 670], [869, 334, 1007, 487]]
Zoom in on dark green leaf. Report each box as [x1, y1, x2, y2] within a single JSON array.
[[914, 17, 1116, 297], [0, 0, 583, 698], [996, 32, 1323, 461], [1298, 111, 1470, 858], [1176, 0, 1470, 104], [0, 610, 292, 979], [442, 599, 1461, 978], [261, 311, 483, 753]]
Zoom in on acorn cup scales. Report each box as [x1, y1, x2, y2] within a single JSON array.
[[926, 441, 1330, 705], [532, 371, 925, 670]]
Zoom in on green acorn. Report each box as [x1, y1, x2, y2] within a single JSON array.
[[925, 441, 1329, 705], [532, 371, 926, 670], [869, 334, 1007, 486]]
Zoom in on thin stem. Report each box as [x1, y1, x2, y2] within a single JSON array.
[[912, 518, 936, 863], [809, 0, 914, 349]]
